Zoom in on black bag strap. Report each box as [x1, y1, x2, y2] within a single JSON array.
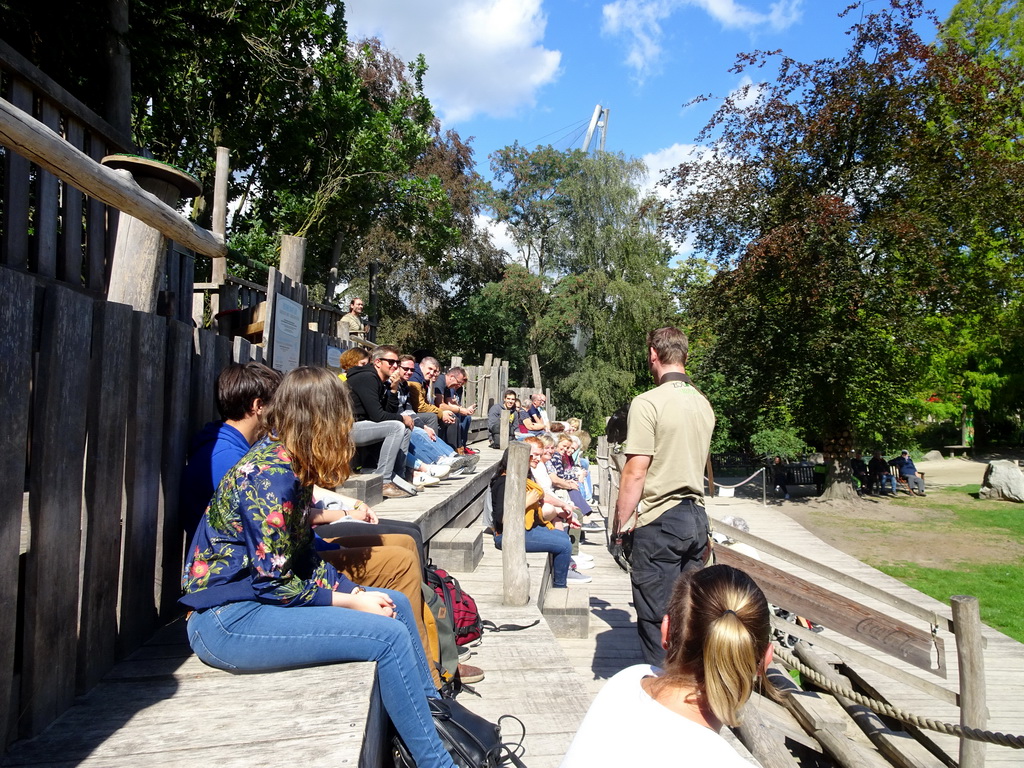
[[482, 619, 540, 633]]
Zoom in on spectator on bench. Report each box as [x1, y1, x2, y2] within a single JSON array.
[[488, 389, 522, 448], [868, 450, 895, 495], [337, 347, 369, 381], [180, 362, 448, 687], [489, 441, 591, 587], [438, 366, 477, 455], [521, 393, 549, 435], [182, 367, 459, 768], [345, 345, 419, 498], [895, 450, 926, 496], [180, 362, 282, 543]]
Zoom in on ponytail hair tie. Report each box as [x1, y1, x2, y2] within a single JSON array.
[[723, 609, 738, 617]]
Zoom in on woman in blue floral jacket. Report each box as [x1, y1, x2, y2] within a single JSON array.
[[182, 366, 456, 768]]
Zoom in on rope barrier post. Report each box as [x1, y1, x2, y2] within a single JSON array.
[[951, 595, 987, 767], [502, 441, 531, 606]]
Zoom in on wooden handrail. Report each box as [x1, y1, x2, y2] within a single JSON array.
[[0, 96, 226, 259]]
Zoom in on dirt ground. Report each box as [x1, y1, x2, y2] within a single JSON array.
[[776, 455, 1024, 569]]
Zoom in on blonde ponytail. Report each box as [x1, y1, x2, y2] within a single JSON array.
[[658, 565, 779, 726]]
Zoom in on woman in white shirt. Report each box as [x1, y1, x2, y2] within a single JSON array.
[[561, 565, 779, 766]]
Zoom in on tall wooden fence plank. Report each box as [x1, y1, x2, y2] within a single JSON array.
[[60, 122, 85, 285], [189, 329, 218, 438], [32, 101, 59, 279], [157, 319, 192, 618], [22, 284, 93, 735], [85, 140, 108, 293], [0, 269, 35, 748], [78, 300, 133, 694], [1, 81, 31, 270], [118, 312, 167, 656]]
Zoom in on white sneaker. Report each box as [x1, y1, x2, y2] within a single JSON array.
[[391, 475, 419, 495], [573, 552, 594, 563], [566, 567, 592, 584], [420, 462, 451, 479], [571, 556, 594, 570], [413, 472, 440, 487]]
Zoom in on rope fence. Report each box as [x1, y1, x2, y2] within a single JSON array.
[[773, 645, 1024, 749]]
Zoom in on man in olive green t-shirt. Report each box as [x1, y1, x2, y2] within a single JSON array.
[[614, 326, 715, 665]]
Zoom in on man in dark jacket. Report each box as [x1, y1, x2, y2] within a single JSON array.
[[345, 345, 419, 498]]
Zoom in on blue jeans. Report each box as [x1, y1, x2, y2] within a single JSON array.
[[187, 590, 455, 768], [407, 427, 456, 467], [494, 526, 572, 587]]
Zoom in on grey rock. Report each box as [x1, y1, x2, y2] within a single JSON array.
[[979, 460, 1024, 503], [924, 450, 944, 462]]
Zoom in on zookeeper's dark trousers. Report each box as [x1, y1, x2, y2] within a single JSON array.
[[628, 500, 710, 666]]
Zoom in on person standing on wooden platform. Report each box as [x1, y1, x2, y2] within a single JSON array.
[[614, 327, 716, 666]]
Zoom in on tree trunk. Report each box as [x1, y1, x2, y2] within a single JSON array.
[[821, 457, 858, 501], [820, 428, 858, 502]]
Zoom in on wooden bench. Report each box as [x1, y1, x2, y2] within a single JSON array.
[[944, 444, 973, 458], [1, 619, 385, 767]]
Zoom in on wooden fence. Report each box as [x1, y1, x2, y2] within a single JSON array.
[[0, 39, 132, 295]]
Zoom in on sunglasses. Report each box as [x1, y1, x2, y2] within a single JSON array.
[[400, 365, 416, 372], [379, 358, 399, 367]]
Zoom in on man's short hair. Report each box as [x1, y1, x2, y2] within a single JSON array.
[[349, 297, 363, 310], [447, 366, 467, 379], [420, 356, 440, 370], [370, 345, 400, 362], [503, 389, 517, 399], [648, 326, 688, 366], [399, 354, 415, 364], [216, 362, 282, 421]]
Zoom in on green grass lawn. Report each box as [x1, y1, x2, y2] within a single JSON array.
[[872, 485, 1024, 642]]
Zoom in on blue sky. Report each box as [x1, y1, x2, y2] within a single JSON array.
[[345, 1, 956, 249]]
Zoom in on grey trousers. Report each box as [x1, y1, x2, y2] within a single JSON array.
[[351, 420, 410, 482]]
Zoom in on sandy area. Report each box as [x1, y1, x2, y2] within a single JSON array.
[[719, 455, 1024, 569]]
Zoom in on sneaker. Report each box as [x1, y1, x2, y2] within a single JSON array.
[[573, 552, 595, 563], [463, 446, 479, 455], [412, 471, 440, 487], [566, 567, 592, 584], [420, 462, 451, 479], [581, 519, 606, 533], [461, 454, 480, 473], [390, 475, 419, 496], [457, 663, 485, 684], [784, 494, 791, 500], [458, 647, 472, 663], [382, 482, 413, 499], [571, 556, 594, 570]]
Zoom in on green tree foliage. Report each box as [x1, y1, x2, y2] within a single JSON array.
[[946, 0, 1024, 62], [663, 0, 1024, 497], [479, 147, 678, 431]]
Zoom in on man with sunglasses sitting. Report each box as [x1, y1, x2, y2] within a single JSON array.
[[345, 345, 419, 498]]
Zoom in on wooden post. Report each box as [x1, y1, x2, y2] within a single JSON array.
[[103, 156, 202, 313], [950, 595, 987, 768], [499, 409, 511, 450], [530, 353, 542, 392], [210, 147, 229, 292], [279, 235, 306, 284], [502, 441, 531, 606]]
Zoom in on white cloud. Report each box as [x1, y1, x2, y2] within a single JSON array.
[[345, 0, 561, 124], [727, 75, 764, 109], [640, 142, 705, 200], [602, 0, 802, 80], [475, 214, 522, 263]]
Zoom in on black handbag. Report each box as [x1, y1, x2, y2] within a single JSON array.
[[392, 697, 525, 768]]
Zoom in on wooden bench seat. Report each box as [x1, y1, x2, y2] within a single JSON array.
[[1, 619, 385, 768]]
